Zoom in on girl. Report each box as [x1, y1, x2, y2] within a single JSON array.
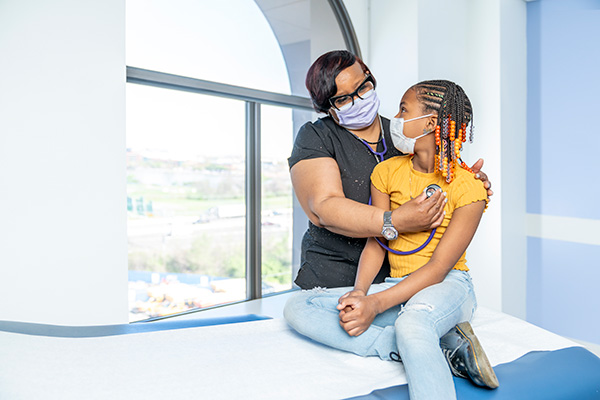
[[284, 80, 498, 400], [289, 50, 492, 290]]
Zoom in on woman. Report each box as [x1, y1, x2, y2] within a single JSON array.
[[289, 50, 492, 289]]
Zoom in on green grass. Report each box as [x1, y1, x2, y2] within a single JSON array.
[[128, 183, 291, 217]]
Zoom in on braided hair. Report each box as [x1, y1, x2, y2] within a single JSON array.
[[411, 80, 474, 183]]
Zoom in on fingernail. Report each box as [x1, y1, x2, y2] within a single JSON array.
[[443, 191, 447, 197], [475, 174, 480, 178], [444, 198, 448, 203]]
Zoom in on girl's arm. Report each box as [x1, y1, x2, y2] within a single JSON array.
[[339, 189, 484, 336], [370, 200, 485, 313], [290, 158, 445, 237], [336, 236, 386, 336], [335, 184, 394, 336]]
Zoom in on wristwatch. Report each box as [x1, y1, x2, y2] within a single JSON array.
[[381, 211, 398, 240]]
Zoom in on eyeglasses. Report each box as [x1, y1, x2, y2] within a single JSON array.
[[329, 74, 375, 110]]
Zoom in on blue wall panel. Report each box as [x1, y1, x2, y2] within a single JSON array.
[[526, 0, 600, 219], [527, 237, 600, 344]]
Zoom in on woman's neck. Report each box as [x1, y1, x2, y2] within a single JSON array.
[[349, 116, 381, 147]]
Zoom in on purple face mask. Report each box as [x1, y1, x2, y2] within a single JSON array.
[[334, 89, 380, 130]]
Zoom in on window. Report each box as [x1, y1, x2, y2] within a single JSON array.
[[127, 85, 248, 321], [127, 0, 355, 321]]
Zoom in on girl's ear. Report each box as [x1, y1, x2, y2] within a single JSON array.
[[426, 114, 437, 131]]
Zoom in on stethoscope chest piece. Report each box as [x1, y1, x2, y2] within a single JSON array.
[[424, 184, 441, 198]]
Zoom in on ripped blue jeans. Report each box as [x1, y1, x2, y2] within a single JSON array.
[[284, 270, 476, 400]]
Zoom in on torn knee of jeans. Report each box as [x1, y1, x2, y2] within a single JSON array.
[[398, 303, 434, 316], [304, 286, 328, 293]]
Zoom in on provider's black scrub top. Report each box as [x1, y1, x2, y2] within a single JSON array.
[[288, 116, 403, 289]]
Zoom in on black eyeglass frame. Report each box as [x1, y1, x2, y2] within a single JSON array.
[[329, 74, 376, 110]]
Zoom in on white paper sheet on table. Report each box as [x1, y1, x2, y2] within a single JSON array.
[[0, 307, 579, 400]]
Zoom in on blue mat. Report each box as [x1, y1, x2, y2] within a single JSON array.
[[346, 346, 600, 400], [0, 314, 271, 338]]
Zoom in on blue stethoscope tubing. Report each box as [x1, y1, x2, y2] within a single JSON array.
[[375, 230, 436, 255], [358, 131, 437, 255]]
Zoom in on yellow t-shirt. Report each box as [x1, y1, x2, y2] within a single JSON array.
[[371, 155, 488, 278]]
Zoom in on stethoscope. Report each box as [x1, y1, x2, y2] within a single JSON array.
[[353, 122, 438, 255]]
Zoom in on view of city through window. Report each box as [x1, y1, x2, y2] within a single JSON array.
[[126, 86, 295, 321], [127, 0, 296, 321]]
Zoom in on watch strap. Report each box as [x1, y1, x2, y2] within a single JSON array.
[[383, 211, 393, 226]]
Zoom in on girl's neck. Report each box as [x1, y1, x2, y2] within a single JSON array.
[[412, 150, 435, 173]]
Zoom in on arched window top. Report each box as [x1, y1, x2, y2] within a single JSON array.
[[127, 0, 360, 97]]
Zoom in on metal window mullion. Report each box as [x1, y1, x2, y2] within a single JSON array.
[[245, 101, 262, 300], [327, 0, 362, 59], [127, 67, 313, 111]]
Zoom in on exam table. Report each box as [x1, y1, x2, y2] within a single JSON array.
[[1, 306, 599, 399]]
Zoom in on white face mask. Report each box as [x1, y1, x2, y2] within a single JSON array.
[[389, 114, 434, 154]]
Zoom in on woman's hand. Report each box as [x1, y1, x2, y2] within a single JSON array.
[[470, 158, 493, 197], [391, 191, 446, 233], [337, 292, 380, 336]]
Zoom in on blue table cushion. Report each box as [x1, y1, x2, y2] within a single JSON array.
[[0, 314, 271, 338], [346, 346, 600, 400]]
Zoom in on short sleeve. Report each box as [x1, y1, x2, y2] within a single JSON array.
[[288, 120, 334, 169], [451, 169, 489, 210], [370, 161, 391, 195]]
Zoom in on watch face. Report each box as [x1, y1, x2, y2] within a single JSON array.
[[382, 227, 397, 241]]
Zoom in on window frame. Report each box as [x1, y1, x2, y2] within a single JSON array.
[[126, 66, 313, 310], [126, 0, 361, 320]]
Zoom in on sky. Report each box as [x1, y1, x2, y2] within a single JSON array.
[[126, 0, 294, 161]]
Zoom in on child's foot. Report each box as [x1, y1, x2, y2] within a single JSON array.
[[440, 321, 499, 389]]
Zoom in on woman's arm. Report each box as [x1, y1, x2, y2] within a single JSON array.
[[291, 157, 445, 238]]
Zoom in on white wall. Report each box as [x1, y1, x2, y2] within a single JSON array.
[[0, 0, 127, 325], [345, 0, 527, 317]]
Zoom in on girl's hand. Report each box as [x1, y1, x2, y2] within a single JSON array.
[[338, 289, 366, 302], [337, 293, 379, 336], [470, 158, 493, 197], [338, 289, 368, 314]]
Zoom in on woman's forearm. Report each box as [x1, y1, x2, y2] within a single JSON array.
[[313, 196, 384, 238], [291, 158, 385, 238]]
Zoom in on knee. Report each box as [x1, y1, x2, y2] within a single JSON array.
[[283, 288, 335, 326], [394, 304, 436, 343], [283, 291, 308, 326]]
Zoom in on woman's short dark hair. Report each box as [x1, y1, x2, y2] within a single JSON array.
[[305, 50, 374, 114]]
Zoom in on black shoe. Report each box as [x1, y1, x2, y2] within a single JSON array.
[[440, 322, 499, 389]]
